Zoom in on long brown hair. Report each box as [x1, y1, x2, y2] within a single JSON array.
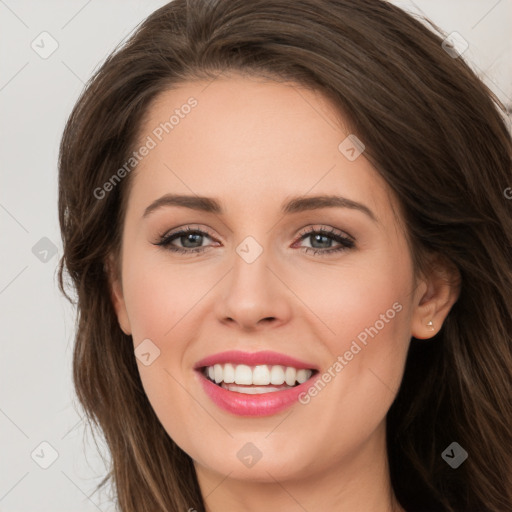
[[57, 1, 512, 510]]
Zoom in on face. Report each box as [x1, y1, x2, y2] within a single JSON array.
[[109, 74, 447, 485]]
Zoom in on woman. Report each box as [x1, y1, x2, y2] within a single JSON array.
[[57, 0, 512, 510]]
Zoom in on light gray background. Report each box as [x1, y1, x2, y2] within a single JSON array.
[[1, 1, 511, 511]]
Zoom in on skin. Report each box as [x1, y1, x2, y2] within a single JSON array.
[[108, 74, 460, 512]]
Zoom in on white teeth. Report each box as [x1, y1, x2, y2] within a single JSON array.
[[223, 363, 235, 383], [296, 369, 310, 384], [203, 363, 313, 386], [214, 364, 223, 384], [270, 365, 285, 385], [285, 366, 296, 386], [221, 383, 291, 394], [234, 364, 252, 385], [252, 365, 270, 385]]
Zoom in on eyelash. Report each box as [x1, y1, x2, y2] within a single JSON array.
[[154, 225, 355, 256]]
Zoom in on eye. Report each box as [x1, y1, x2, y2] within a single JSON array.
[[154, 226, 218, 254], [153, 225, 355, 256], [293, 226, 355, 256]]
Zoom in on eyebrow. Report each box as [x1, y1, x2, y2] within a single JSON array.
[[143, 193, 377, 221]]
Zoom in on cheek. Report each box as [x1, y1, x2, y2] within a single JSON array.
[[289, 250, 413, 426], [122, 253, 206, 340], [279, 258, 413, 471], [120, 256, 206, 437], [290, 249, 413, 354]]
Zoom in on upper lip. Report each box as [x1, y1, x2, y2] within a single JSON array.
[[194, 350, 318, 371]]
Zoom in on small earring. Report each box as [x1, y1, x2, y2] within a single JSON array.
[[426, 320, 435, 331]]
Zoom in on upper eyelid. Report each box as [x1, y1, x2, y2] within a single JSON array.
[[161, 225, 216, 240], [297, 225, 354, 241]]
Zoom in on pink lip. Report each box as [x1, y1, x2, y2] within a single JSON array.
[[195, 370, 321, 417], [193, 350, 318, 370]]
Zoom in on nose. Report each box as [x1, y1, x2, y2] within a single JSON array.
[[215, 245, 293, 331]]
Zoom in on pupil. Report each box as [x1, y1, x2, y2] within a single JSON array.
[[312, 234, 330, 249], [183, 233, 202, 248]]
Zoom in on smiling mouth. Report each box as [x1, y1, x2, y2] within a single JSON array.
[[200, 363, 319, 394]]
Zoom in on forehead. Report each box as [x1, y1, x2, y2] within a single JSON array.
[[126, 75, 394, 224]]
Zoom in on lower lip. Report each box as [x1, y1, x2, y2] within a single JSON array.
[[196, 370, 320, 417]]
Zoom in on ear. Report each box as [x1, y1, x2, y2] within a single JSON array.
[[411, 254, 461, 339], [105, 254, 132, 336]]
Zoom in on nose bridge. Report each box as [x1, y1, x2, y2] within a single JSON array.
[[215, 233, 292, 328], [230, 235, 274, 304]]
